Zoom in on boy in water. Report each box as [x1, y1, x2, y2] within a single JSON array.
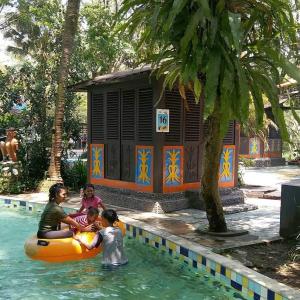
[[75, 209, 128, 266]]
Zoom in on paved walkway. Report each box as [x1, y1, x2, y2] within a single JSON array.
[[241, 165, 300, 199]]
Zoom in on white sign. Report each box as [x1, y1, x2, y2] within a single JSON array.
[[156, 109, 169, 132]]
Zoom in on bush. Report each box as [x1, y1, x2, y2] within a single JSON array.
[[289, 233, 300, 262], [61, 159, 87, 191], [239, 156, 255, 167], [0, 163, 24, 194]]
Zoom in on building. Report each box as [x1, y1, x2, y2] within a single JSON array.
[[73, 67, 241, 212]]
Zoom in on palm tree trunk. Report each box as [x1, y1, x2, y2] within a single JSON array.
[[201, 98, 228, 232], [48, 0, 81, 181]]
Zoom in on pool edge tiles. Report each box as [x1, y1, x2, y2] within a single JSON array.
[[121, 216, 300, 300], [1, 197, 299, 300]]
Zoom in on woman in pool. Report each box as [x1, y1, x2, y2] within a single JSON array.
[[75, 209, 128, 266], [37, 183, 87, 239]]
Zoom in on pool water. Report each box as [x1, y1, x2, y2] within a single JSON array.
[[0, 208, 244, 300]]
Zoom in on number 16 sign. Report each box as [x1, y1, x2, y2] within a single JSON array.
[[156, 109, 169, 132]]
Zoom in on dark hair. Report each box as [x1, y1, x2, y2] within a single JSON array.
[[83, 183, 95, 190], [48, 183, 66, 202], [87, 206, 99, 216], [101, 209, 119, 224]]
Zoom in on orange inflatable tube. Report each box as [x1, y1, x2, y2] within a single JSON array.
[[24, 221, 126, 263]]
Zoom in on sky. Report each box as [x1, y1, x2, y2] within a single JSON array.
[[0, 31, 14, 66], [0, 0, 95, 67], [0, 5, 16, 66]]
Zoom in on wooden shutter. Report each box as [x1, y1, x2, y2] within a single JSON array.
[[138, 88, 153, 142], [121, 89, 135, 141], [91, 93, 104, 142], [223, 120, 235, 145], [106, 91, 120, 140], [105, 91, 120, 179], [184, 91, 201, 142], [121, 89, 135, 182], [165, 90, 182, 143]]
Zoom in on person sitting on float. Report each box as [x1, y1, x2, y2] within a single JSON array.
[[0, 127, 18, 162], [37, 183, 92, 239]]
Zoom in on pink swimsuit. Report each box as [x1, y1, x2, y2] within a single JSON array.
[[82, 195, 103, 211]]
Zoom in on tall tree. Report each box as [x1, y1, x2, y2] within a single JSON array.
[[119, 0, 300, 231], [48, 0, 81, 181]]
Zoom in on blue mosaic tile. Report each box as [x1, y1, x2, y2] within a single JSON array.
[[4, 199, 11, 204], [254, 292, 260, 300], [188, 250, 198, 261], [220, 274, 231, 285], [220, 265, 226, 276], [267, 290, 275, 300], [202, 256, 206, 266], [231, 280, 242, 291], [162, 238, 166, 246], [249, 279, 255, 291], [236, 274, 242, 285], [192, 260, 197, 268], [209, 260, 216, 271], [180, 246, 189, 257], [253, 282, 261, 295]]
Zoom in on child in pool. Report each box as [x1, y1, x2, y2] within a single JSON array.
[[75, 209, 128, 266], [78, 184, 106, 213], [71, 207, 101, 233], [70, 184, 106, 218]]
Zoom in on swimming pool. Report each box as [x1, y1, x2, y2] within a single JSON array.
[[0, 208, 244, 300]]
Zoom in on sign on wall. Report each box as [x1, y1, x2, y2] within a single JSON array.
[[156, 109, 169, 132]]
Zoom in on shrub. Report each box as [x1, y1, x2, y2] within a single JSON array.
[[61, 159, 87, 191], [239, 156, 255, 168], [0, 163, 24, 194]]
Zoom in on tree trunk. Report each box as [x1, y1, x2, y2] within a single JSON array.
[[48, 0, 81, 181], [201, 98, 228, 232]]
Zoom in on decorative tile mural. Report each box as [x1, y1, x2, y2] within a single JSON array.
[[90, 144, 104, 179], [249, 137, 260, 155], [219, 145, 235, 184], [136, 146, 153, 186], [163, 146, 183, 189]]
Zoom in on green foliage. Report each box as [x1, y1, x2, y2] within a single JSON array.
[[70, 2, 138, 82], [0, 163, 24, 194], [288, 233, 300, 262], [239, 156, 255, 168], [282, 109, 300, 160], [119, 0, 300, 141], [61, 159, 87, 191]]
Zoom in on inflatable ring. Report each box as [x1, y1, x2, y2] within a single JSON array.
[[24, 221, 126, 263]]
